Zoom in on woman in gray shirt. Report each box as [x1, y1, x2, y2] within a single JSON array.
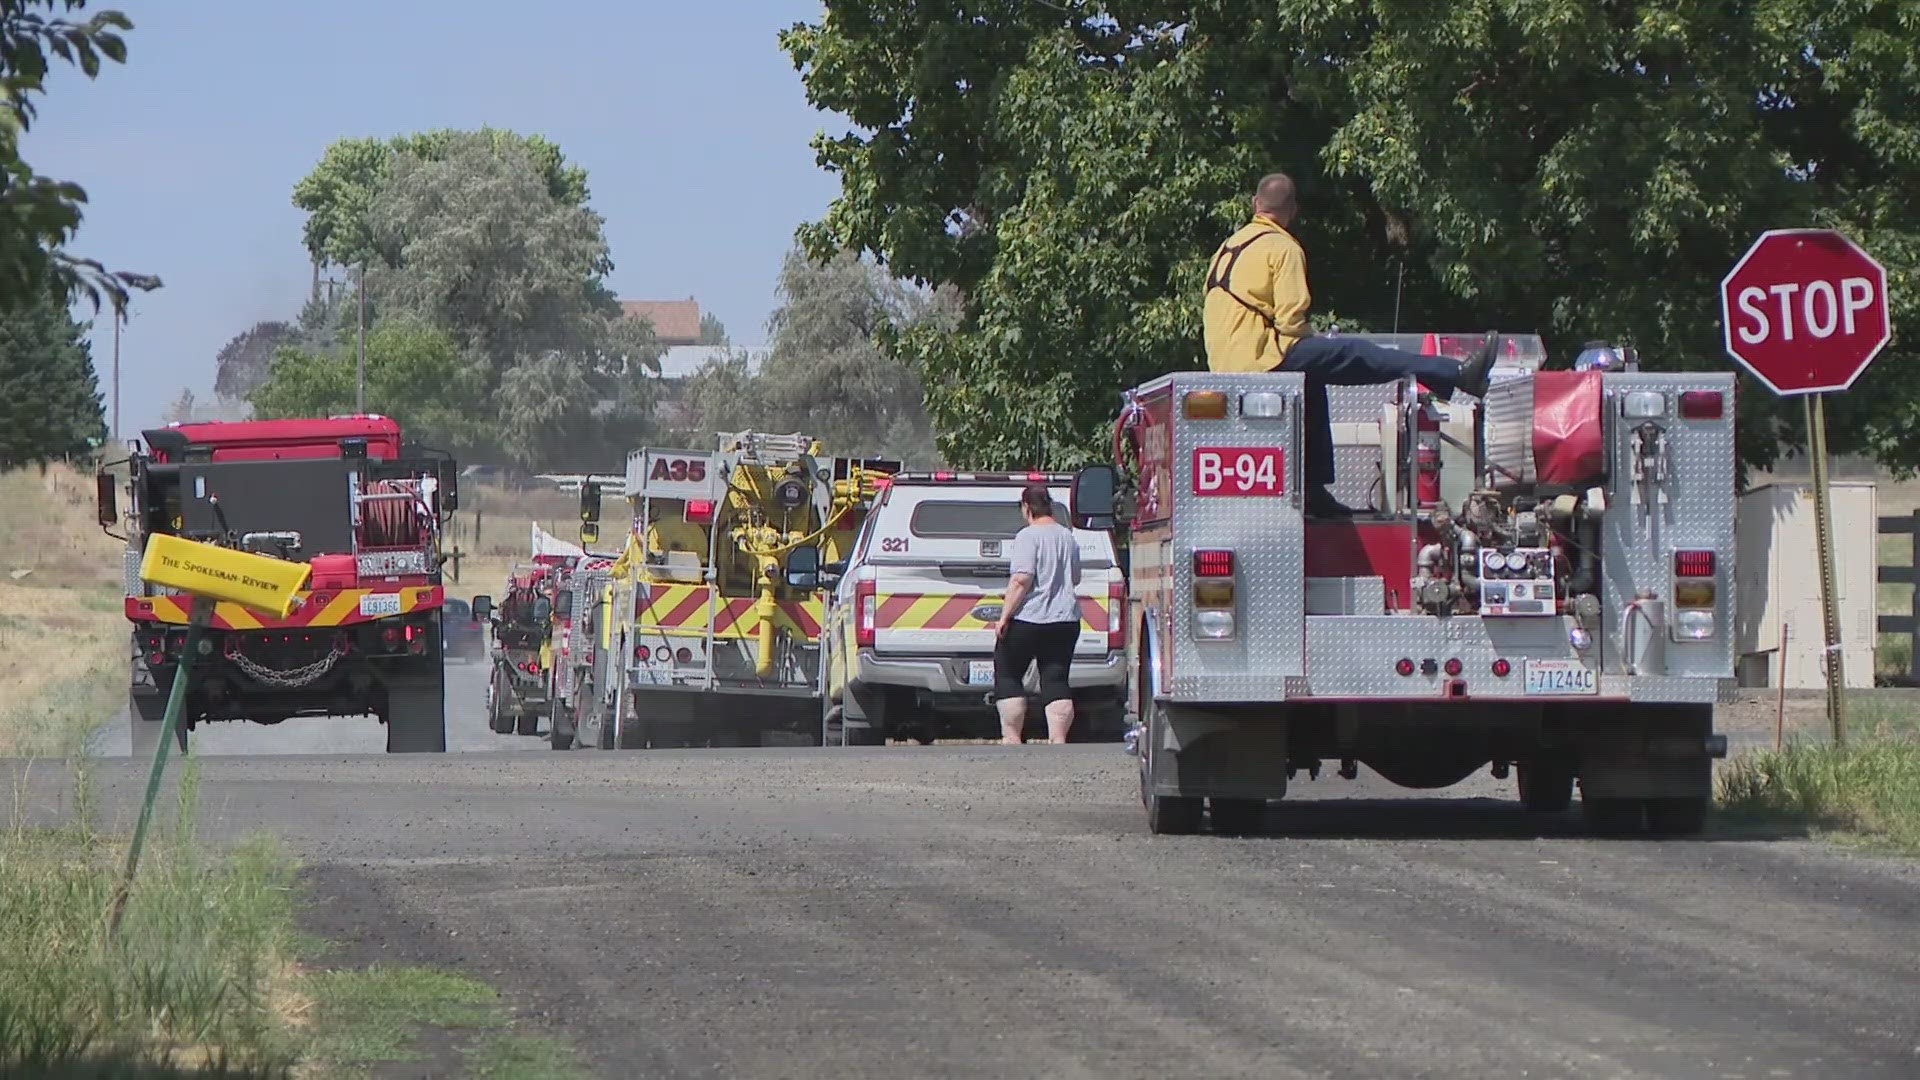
[[991, 483, 1083, 744]]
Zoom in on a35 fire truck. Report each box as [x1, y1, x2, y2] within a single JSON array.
[[566, 431, 896, 748], [100, 416, 458, 754], [1071, 334, 1734, 836]]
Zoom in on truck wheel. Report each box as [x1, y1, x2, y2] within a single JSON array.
[[1645, 797, 1708, 837], [515, 710, 540, 737], [386, 677, 447, 753], [551, 700, 576, 750], [1581, 796, 1643, 836], [1147, 795, 1203, 835], [487, 669, 514, 735], [1517, 761, 1575, 812], [1208, 798, 1264, 835]]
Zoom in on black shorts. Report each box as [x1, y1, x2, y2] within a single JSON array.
[[994, 620, 1080, 704]]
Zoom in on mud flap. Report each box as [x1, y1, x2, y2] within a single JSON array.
[[385, 659, 447, 754], [1149, 705, 1290, 802]]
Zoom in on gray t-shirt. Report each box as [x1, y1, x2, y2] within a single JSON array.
[[1008, 521, 1082, 625]]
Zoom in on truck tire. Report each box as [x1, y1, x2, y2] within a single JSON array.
[[1147, 794, 1204, 835], [1208, 798, 1264, 835], [551, 698, 576, 750], [1581, 796, 1643, 836], [385, 661, 447, 754], [1517, 761, 1575, 812], [487, 667, 515, 735], [1645, 797, 1708, 836]]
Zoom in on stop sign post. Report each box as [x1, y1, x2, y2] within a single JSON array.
[[1721, 229, 1894, 743]]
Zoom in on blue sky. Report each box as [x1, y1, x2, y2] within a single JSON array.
[[25, 0, 845, 436]]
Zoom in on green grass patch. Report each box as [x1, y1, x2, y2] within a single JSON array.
[[302, 964, 588, 1079], [1717, 695, 1920, 853], [1, 761, 301, 1077]]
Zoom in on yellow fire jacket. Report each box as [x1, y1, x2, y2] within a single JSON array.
[[1202, 214, 1312, 373]]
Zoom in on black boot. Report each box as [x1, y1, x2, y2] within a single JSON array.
[[1306, 485, 1355, 519], [1456, 330, 1500, 399]]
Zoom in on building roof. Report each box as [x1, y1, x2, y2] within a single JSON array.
[[620, 298, 703, 345], [656, 345, 769, 381]]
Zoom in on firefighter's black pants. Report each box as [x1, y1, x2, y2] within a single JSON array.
[[1280, 336, 1467, 489]]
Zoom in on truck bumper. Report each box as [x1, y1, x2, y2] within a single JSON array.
[[854, 649, 1126, 697]]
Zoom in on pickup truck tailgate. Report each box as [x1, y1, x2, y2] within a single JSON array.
[[872, 562, 1113, 657]]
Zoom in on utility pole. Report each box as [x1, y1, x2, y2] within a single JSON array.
[[356, 261, 367, 413]]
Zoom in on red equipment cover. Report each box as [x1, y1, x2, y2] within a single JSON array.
[[308, 554, 357, 591], [1530, 372, 1604, 487]]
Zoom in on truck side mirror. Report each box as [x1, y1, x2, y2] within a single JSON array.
[[579, 479, 601, 525], [472, 595, 493, 620], [820, 559, 846, 586], [1069, 465, 1118, 531], [533, 596, 553, 623], [785, 546, 822, 590], [96, 471, 118, 528], [438, 458, 460, 511]]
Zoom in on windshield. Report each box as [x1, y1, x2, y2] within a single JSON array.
[[908, 499, 1067, 540]]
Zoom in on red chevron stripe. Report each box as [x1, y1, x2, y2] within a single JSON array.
[[923, 595, 980, 630], [1078, 597, 1108, 633], [655, 590, 709, 628], [876, 595, 916, 627], [783, 602, 821, 637], [712, 599, 755, 635]]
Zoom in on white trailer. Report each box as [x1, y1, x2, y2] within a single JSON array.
[[1071, 333, 1735, 836]]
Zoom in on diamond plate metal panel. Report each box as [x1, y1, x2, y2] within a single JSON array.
[[1329, 384, 1399, 510], [1165, 372, 1307, 701], [1600, 373, 1737, 690], [123, 543, 142, 598], [1303, 615, 1584, 698]]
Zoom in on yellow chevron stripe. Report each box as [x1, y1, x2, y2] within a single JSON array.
[[310, 590, 362, 626], [219, 604, 264, 630]]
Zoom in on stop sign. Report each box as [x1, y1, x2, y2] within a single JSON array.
[[1720, 229, 1891, 395]]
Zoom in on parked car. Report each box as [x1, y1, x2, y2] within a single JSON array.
[[441, 597, 487, 661]]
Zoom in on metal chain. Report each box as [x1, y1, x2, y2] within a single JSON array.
[[228, 646, 344, 688]]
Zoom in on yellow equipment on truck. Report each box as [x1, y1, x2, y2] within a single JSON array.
[[570, 431, 897, 747]]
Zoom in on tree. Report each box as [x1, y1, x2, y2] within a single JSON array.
[[673, 247, 943, 465], [0, 1, 159, 309], [782, 2, 1920, 474], [0, 284, 105, 469], [250, 319, 488, 456], [698, 312, 729, 346], [212, 320, 300, 403], [292, 128, 590, 269]]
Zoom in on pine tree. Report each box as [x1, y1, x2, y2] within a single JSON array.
[[0, 285, 108, 470]]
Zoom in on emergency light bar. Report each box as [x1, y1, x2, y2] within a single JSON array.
[[890, 471, 1076, 485]]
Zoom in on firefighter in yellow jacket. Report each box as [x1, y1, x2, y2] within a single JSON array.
[[1204, 173, 1498, 518]]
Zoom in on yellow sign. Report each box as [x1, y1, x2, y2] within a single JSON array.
[[138, 534, 312, 619]]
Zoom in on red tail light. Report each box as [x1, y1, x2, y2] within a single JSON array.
[[1395, 658, 1415, 676], [685, 499, 715, 524], [1674, 550, 1715, 577], [855, 579, 876, 648], [1444, 658, 1463, 677], [634, 644, 648, 660], [1026, 471, 1047, 482], [1491, 658, 1512, 678], [676, 648, 693, 664], [1193, 549, 1234, 577], [147, 651, 165, 667], [933, 471, 955, 482], [1107, 579, 1127, 650], [1678, 391, 1724, 420]]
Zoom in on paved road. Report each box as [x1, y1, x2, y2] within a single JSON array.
[[41, 681, 1920, 1080]]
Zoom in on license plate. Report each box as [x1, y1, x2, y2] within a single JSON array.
[[358, 592, 402, 618], [1192, 447, 1285, 497], [967, 660, 995, 686], [1524, 659, 1597, 696]]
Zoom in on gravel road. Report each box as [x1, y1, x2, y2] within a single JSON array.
[[37, 660, 1920, 1080]]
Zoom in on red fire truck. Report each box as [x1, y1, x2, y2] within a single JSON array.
[[1071, 334, 1733, 836], [101, 415, 458, 754]]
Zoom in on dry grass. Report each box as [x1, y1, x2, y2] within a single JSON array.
[[0, 464, 131, 757], [443, 482, 593, 602]]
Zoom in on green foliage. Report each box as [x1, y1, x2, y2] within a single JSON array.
[[250, 318, 488, 455], [672, 248, 943, 465], [783, 1, 1920, 473], [292, 128, 590, 269], [698, 311, 729, 346], [0, 284, 106, 469], [0, 1, 158, 310], [282, 129, 663, 471]]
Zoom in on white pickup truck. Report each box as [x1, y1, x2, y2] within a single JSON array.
[[819, 471, 1129, 745]]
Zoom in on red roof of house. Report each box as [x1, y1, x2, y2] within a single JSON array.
[[620, 298, 702, 345]]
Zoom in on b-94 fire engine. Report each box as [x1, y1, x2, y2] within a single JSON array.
[[1072, 333, 1734, 836], [100, 416, 458, 753]]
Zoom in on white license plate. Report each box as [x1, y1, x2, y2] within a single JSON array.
[[358, 593, 402, 618], [967, 660, 996, 686], [1524, 659, 1597, 696]]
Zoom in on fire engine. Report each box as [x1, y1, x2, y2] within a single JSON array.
[[100, 416, 458, 754], [1072, 333, 1734, 836], [568, 431, 896, 748], [479, 560, 563, 737]]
